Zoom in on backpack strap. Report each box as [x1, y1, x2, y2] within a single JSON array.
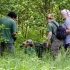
[[51, 21, 58, 36], [51, 21, 59, 28]]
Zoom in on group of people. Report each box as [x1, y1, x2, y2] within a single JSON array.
[[0, 9, 70, 59], [46, 9, 70, 58]]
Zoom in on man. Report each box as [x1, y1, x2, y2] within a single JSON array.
[[0, 12, 17, 56], [46, 13, 63, 59]]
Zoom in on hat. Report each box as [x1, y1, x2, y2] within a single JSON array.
[[23, 39, 33, 44], [27, 39, 33, 44]]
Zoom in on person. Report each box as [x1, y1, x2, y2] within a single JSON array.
[[20, 39, 47, 57], [0, 12, 17, 56], [46, 13, 63, 59], [23, 39, 35, 48], [20, 39, 35, 48], [21, 39, 35, 55], [61, 9, 70, 52]]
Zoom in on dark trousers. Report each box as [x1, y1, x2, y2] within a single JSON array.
[[65, 44, 70, 51], [0, 42, 5, 56], [0, 42, 15, 56]]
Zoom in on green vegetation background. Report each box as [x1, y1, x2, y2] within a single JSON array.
[[0, 0, 70, 70]]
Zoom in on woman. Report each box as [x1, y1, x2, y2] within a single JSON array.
[[61, 9, 70, 51]]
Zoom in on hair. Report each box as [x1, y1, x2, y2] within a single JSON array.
[[61, 9, 70, 16], [46, 13, 54, 19], [7, 12, 17, 18]]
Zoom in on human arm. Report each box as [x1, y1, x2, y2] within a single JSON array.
[[12, 21, 17, 41], [66, 26, 70, 34], [46, 23, 52, 47], [65, 19, 70, 34], [47, 31, 52, 47]]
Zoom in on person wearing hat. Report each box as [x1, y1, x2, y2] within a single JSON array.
[[23, 39, 35, 48], [61, 9, 70, 51], [22, 39, 35, 55], [46, 13, 63, 59]]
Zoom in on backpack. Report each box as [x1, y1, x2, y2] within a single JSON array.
[[51, 21, 66, 40], [34, 42, 47, 58]]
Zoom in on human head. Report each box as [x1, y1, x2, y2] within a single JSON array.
[[61, 9, 70, 19], [7, 12, 17, 19], [46, 13, 54, 23]]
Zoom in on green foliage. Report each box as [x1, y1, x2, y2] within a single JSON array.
[[15, 28, 46, 45], [0, 24, 8, 42], [1, 0, 70, 39], [0, 45, 70, 70], [0, 1, 70, 69]]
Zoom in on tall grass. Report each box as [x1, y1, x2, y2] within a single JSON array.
[[0, 44, 70, 70], [0, 29, 70, 70]]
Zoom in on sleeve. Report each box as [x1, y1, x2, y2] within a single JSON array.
[[65, 19, 70, 27], [12, 21, 17, 33], [47, 23, 52, 32]]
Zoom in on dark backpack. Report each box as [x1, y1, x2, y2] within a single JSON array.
[[34, 42, 47, 58], [51, 21, 66, 40]]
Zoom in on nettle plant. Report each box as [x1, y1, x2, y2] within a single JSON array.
[[0, 24, 8, 43]]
